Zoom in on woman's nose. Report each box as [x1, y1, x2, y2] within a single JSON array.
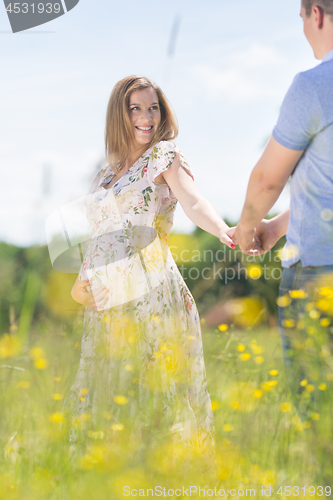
[[141, 109, 152, 121]]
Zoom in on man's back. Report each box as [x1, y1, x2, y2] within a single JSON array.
[[273, 50, 333, 267]]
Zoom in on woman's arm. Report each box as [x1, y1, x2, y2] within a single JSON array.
[[161, 153, 235, 248], [71, 277, 110, 312]]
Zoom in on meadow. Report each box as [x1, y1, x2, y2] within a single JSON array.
[[1, 238, 333, 498], [1, 313, 332, 499]]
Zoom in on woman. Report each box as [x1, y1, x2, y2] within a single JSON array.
[[64, 75, 235, 462]]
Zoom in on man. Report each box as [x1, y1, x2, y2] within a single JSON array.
[[230, 0, 333, 483]]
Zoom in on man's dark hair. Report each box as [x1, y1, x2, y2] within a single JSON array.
[[302, 0, 333, 18]]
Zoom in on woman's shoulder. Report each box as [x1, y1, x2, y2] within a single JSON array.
[[150, 140, 178, 153], [147, 140, 182, 162]]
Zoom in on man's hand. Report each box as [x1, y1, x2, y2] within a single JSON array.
[[71, 278, 110, 312], [253, 219, 281, 254], [229, 223, 257, 254], [249, 211, 289, 255]]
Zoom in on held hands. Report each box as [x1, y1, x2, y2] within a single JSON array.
[[227, 219, 282, 255], [71, 278, 110, 312]]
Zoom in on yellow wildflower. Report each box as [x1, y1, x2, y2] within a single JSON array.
[[247, 265, 263, 279], [280, 402, 292, 413], [309, 310, 320, 320], [222, 424, 233, 432], [319, 383, 327, 390], [114, 395, 128, 405], [231, 401, 240, 409], [0, 334, 21, 358], [124, 364, 134, 371], [52, 393, 62, 400], [255, 356, 264, 365], [306, 384, 315, 392], [276, 295, 292, 308], [218, 324, 228, 332], [111, 423, 124, 431], [312, 413, 320, 421], [269, 370, 279, 376], [318, 286, 333, 297], [320, 318, 331, 327], [239, 353, 251, 361], [261, 381, 277, 391], [289, 290, 308, 299], [252, 345, 264, 355], [237, 344, 246, 352], [49, 412, 64, 423], [34, 358, 49, 370], [300, 379, 308, 387], [281, 319, 296, 328], [211, 400, 220, 411], [253, 390, 264, 399], [317, 299, 330, 311]]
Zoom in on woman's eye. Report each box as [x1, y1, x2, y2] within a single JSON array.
[[151, 105, 159, 110], [130, 107, 139, 111]]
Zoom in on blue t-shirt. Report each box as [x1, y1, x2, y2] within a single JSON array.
[[272, 49, 333, 268]]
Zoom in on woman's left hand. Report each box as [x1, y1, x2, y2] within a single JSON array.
[[220, 226, 236, 249]]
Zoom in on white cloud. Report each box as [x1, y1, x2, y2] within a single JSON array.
[[191, 64, 279, 102], [189, 44, 288, 103], [233, 43, 286, 68]]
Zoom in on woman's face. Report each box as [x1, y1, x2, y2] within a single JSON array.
[[128, 87, 161, 151]]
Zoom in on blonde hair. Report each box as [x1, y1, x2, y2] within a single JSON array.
[[105, 75, 178, 172]]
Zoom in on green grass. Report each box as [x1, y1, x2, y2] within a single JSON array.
[[0, 315, 332, 500]]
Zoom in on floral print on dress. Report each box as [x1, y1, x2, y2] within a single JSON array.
[[62, 140, 215, 460]]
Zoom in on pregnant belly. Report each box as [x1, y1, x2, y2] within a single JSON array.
[[79, 228, 167, 311]]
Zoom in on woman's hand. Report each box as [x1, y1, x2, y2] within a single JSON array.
[[220, 226, 236, 249], [71, 278, 110, 312]]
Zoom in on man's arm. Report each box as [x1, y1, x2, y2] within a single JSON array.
[[232, 137, 304, 252]]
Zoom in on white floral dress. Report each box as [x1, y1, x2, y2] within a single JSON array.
[[62, 140, 215, 458]]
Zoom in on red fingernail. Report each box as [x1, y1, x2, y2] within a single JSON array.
[[231, 244, 236, 249]]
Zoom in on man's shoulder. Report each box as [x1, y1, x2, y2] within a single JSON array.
[[295, 59, 333, 88]]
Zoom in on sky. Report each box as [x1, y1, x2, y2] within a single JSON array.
[[0, 0, 318, 247]]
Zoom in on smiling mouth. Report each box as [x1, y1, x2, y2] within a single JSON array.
[[136, 126, 153, 131]]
